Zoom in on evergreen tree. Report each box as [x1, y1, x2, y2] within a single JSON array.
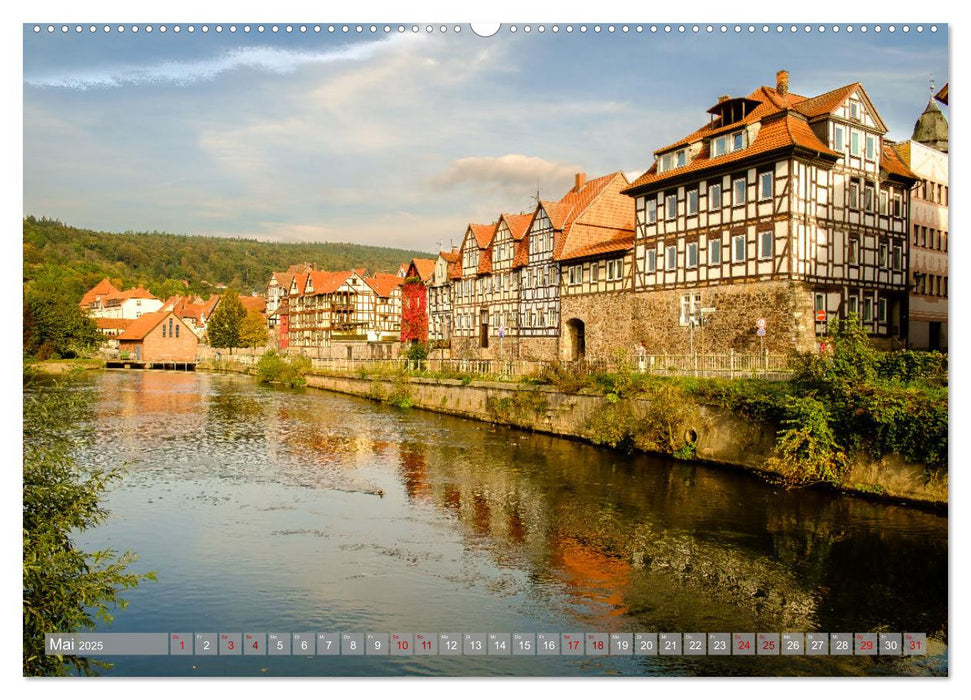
[[206, 291, 246, 348]]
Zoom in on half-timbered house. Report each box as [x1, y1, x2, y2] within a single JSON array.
[[427, 249, 460, 347], [622, 70, 916, 354], [365, 273, 404, 342], [452, 222, 497, 355], [286, 270, 372, 349], [517, 172, 634, 362]]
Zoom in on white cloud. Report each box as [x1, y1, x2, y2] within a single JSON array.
[[432, 154, 582, 193], [24, 35, 416, 90]]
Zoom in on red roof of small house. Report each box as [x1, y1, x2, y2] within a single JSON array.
[[117, 311, 191, 341], [291, 272, 310, 295], [365, 273, 404, 298], [239, 296, 267, 314], [94, 318, 134, 330], [105, 286, 158, 302], [80, 278, 120, 307], [407, 258, 436, 282]]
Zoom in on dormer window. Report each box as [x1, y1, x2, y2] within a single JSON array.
[[659, 148, 688, 172], [711, 131, 745, 158]]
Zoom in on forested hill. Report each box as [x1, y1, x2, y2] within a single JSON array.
[[23, 216, 433, 302]]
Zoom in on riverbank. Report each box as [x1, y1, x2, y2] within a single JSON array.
[[26, 357, 105, 375], [196, 358, 947, 508]]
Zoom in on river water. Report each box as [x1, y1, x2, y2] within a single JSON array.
[[39, 370, 947, 676]]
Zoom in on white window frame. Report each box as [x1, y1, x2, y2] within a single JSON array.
[[758, 171, 773, 201], [732, 131, 744, 151], [834, 125, 844, 151], [733, 177, 746, 206], [758, 231, 773, 260], [687, 189, 698, 215], [647, 249, 657, 273], [646, 198, 657, 223], [709, 182, 722, 209], [665, 245, 677, 271], [590, 262, 600, 283], [865, 134, 876, 160], [666, 194, 677, 220], [708, 237, 721, 265], [686, 242, 698, 269], [732, 234, 746, 263], [878, 298, 887, 323]]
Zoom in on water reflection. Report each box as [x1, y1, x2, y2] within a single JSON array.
[[43, 371, 946, 676]]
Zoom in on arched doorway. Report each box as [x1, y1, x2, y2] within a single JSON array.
[[564, 318, 586, 361]]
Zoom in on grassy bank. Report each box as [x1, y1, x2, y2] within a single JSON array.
[[25, 357, 105, 375]]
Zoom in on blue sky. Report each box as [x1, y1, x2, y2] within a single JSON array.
[[23, 23, 949, 252]]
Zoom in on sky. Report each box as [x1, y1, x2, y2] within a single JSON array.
[[23, 23, 949, 253]]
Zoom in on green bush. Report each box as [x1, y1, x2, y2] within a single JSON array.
[[256, 350, 309, 387], [766, 395, 848, 485], [876, 350, 947, 387]]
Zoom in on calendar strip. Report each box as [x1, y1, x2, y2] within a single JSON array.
[[45, 632, 928, 657]]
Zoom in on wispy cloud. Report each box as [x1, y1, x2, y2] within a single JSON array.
[[432, 154, 582, 193], [24, 35, 415, 90]]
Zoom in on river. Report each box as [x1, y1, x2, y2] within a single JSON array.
[[35, 370, 947, 676]]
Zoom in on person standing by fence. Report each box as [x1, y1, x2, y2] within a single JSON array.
[[636, 340, 647, 372]]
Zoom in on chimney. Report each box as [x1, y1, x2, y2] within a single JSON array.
[[718, 95, 730, 103], [776, 70, 789, 97], [574, 172, 586, 191]]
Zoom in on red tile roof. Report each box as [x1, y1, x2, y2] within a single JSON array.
[[94, 317, 134, 330], [549, 172, 635, 261], [477, 245, 493, 275], [443, 250, 462, 280], [557, 228, 634, 262], [117, 311, 189, 341], [623, 80, 903, 195], [80, 278, 120, 307], [239, 296, 267, 314], [881, 142, 918, 181], [625, 111, 839, 193], [365, 273, 404, 298], [501, 212, 533, 241], [407, 258, 437, 282], [469, 222, 497, 249]]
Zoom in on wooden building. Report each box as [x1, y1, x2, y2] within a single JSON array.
[[452, 222, 497, 355], [116, 310, 198, 364], [427, 249, 460, 347], [622, 70, 916, 355]]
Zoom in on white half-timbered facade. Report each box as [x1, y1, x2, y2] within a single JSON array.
[[623, 72, 916, 350], [428, 250, 460, 345]]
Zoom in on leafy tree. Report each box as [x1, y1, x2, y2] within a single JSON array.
[[206, 290, 246, 348], [239, 309, 269, 348], [23, 376, 155, 676], [23, 287, 102, 359]]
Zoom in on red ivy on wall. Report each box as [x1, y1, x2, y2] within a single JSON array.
[[401, 281, 428, 343]]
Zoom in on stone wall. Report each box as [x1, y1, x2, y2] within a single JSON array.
[[559, 280, 818, 363], [300, 372, 945, 506]]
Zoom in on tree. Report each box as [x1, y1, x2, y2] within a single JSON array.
[[23, 377, 155, 675], [239, 310, 269, 348], [23, 287, 102, 359], [206, 290, 246, 348]]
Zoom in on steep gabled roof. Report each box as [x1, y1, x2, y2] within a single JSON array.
[[468, 222, 497, 249], [365, 273, 404, 298], [117, 310, 192, 341], [407, 258, 437, 282], [80, 278, 120, 307], [550, 172, 634, 261]]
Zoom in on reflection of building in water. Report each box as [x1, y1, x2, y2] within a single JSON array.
[[548, 536, 631, 616], [406, 431, 820, 630], [397, 442, 431, 502]]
